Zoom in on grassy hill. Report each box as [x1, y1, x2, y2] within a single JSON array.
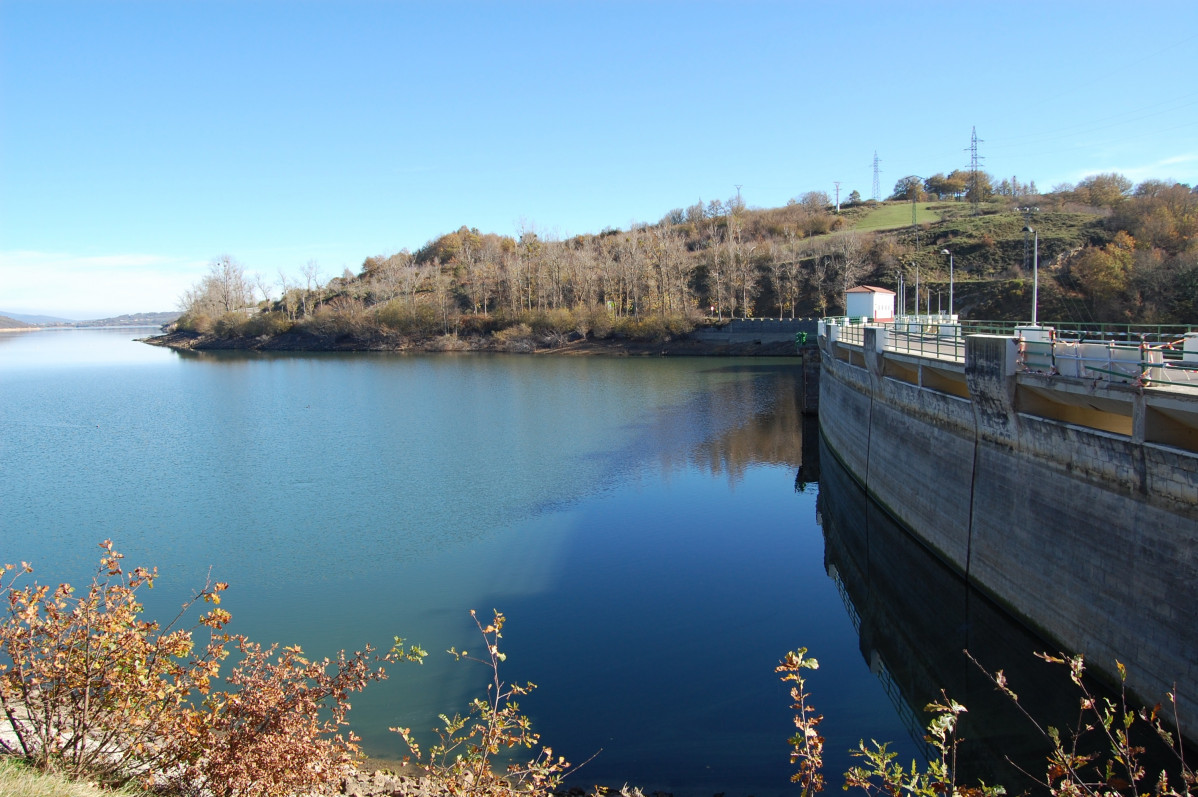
[[847, 201, 945, 232]]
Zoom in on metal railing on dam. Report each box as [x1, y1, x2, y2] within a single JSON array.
[[816, 318, 1198, 737], [820, 316, 1198, 388]]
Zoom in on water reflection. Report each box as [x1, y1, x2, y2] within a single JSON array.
[[816, 434, 1101, 793], [11, 335, 907, 796]]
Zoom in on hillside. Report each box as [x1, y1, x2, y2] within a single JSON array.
[[158, 178, 1197, 352], [0, 314, 35, 330]]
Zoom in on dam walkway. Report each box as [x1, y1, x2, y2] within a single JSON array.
[[822, 316, 1198, 392]]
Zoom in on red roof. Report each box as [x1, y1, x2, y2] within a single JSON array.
[[846, 285, 895, 294]]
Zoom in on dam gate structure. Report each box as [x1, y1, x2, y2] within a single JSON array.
[[817, 317, 1198, 733]]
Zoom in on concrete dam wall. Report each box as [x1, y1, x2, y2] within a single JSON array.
[[818, 326, 1198, 730]]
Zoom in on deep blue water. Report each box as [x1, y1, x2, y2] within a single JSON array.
[[1, 328, 923, 795]]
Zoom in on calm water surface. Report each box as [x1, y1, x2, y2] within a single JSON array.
[[2, 328, 926, 795]]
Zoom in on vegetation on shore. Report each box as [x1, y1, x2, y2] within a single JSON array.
[[164, 172, 1197, 353], [3, 545, 1194, 797]]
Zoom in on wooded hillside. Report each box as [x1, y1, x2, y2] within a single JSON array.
[[173, 174, 1198, 347]]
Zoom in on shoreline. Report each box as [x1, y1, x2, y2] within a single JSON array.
[[140, 329, 804, 357]]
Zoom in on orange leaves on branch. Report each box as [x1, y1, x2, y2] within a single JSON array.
[[180, 637, 389, 797], [777, 648, 825, 796], [1, 542, 397, 797], [0, 542, 229, 782]]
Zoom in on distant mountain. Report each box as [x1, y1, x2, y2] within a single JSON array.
[[0, 310, 75, 324], [0, 314, 35, 329], [71, 311, 180, 328], [0, 310, 180, 328]]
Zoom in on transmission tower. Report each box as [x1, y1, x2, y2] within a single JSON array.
[[968, 127, 985, 216], [834, 181, 841, 213], [872, 151, 881, 201]]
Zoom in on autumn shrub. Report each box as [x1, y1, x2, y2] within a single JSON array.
[[306, 302, 374, 338], [459, 313, 504, 337], [584, 305, 615, 339], [612, 315, 673, 341], [239, 311, 292, 337], [782, 646, 1195, 797], [375, 301, 439, 335], [213, 311, 252, 337], [428, 334, 471, 352], [0, 542, 230, 782], [524, 308, 577, 336], [494, 323, 535, 352], [978, 653, 1195, 797], [174, 310, 215, 334], [395, 610, 569, 797], [175, 639, 403, 797], [0, 543, 418, 797]]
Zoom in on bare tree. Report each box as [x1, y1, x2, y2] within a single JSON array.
[[180, 255, 254, 318], [831, 233, 871, 313], [299, 260, 323, 316], [253, 272, 273, 305]]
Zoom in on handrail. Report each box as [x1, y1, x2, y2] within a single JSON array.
[[820, 316, 1198, 386]]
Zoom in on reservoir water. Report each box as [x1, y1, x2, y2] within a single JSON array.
[[2, 328, 1067, 795]]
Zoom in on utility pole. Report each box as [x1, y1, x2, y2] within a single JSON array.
[[872, 152, 881, 202], [1023, 225, 1040, 326], [1019, 206, 1039, 272]]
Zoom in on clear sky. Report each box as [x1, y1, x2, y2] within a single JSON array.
[[2, 1, 1196, 319]]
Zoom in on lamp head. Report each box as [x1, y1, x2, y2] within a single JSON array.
[[1023, 226, 1034, 233], [941, 249, 950, 255]]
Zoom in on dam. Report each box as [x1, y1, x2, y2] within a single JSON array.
[[816, 316, 1198, 732]]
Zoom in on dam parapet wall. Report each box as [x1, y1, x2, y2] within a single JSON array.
[[818, 321, 1198, 732]]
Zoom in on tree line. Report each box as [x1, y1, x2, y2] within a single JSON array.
[[176, 171, 1198, 341]]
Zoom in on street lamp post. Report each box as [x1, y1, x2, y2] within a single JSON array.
[[1022, 226, 1039, 326], [940, 248, 954, 318], [914, 262, 920, 318]]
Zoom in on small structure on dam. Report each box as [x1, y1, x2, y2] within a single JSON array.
[[817, 315, 1198, 734], [845, 285, 897, 323]]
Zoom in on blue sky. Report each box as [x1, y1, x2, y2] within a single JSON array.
[[2, 1, 1196, 319]]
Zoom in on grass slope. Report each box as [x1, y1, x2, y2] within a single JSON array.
[[851, 201, 945, 231], [0, 758, 147, 797]]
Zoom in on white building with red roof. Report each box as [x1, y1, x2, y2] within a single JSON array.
[[845, 285, 895, 322]]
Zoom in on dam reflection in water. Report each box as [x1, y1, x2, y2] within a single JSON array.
[[815, 434, 1088, 792]]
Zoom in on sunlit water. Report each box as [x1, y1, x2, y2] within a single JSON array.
[[1, 328, 923, 795]]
